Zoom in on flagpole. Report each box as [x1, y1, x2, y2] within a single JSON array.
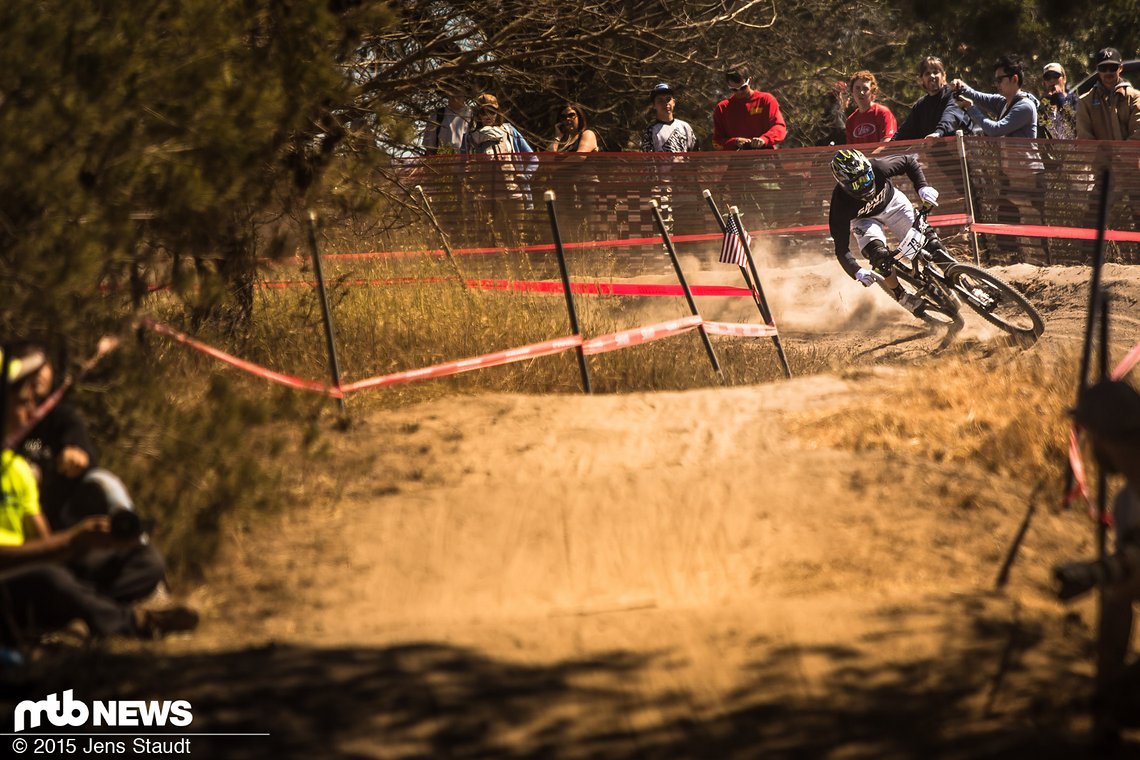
[[702, 190, 766, 322], [650, 199, 723, 381], [729, 206, 792, 379]]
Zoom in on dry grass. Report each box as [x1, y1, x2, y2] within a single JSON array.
[[789, 350, 1078, 486]]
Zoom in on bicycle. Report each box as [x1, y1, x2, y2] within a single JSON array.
[[871, 205, 1045, 344]]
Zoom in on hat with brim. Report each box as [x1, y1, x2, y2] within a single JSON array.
[[649, 83, 674, 103], [1070, 379, 1140, 442], [1094, 48, 1123, 66], [3, 349, 46, 387], [1043, 62, 1065, 76]]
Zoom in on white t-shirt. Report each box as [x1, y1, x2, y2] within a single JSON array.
[[641, 119, 698, 152], [423, 105, 471, 153]]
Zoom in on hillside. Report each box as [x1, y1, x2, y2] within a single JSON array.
[[8, 263, 1140, 759]]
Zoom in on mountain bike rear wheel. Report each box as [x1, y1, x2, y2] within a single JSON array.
[[895, 269, 964, 330]]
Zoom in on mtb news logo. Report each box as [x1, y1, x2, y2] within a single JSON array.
[[13, 690, 193, 733]]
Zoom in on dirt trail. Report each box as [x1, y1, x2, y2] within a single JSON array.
[[14, 264, 1140, 758]]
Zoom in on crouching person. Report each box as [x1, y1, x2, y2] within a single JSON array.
[[15, 344, 166, 605], [1, 350, 196, 647]]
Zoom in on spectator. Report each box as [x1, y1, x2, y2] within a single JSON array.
[[460, 93, 537, 245], [640, 83, 698, 152], [1064, 379, 1140, 750], [892, 56, 972, 140], [834, 71, 898, 144], [547, 103, 599, 153], [712, 64, 787, 150], [952, 55, 1043, 261], [421, 90, 470, 155], [1077, 48, 1140, 141], [15, 344, 167, 605], [1040, 62, 1077, 139], [0, 351, 197, 646], [951, 54, 1039, 137]]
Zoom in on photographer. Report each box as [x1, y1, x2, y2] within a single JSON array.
[[1061, 379, 1140, 747], [14, 345, 166, 605], [1, 351, 197, 644]]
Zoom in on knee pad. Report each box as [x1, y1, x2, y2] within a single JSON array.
[[862, 239, 892, 275]]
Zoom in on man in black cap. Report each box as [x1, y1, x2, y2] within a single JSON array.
[[1077, 47, 1140, 140], [640, 83, 698, 153], [1069, 378, 1140, 750]]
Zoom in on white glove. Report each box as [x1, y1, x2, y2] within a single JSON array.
[[918, 186, 939, 207], [855, 267, 882, 287]]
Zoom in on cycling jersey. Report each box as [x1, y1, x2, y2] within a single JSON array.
[[828, 154, 929, 279]]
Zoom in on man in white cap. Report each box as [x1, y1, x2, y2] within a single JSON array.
[[1077, 47, 1140, 141], [1041, 61, 1077, 139]]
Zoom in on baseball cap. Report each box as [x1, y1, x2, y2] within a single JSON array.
[[1094, 48, 1123, 66], [2, 349, 45, 387], [474, 93, 499, 111], [649, 83, 674, 103], [1070, 379, 1140, 442], [1043, 62, 1065, 77]]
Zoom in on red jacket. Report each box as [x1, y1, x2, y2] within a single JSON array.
[[713, 90, 787, 150]]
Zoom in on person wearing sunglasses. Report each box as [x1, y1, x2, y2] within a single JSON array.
[[1077, 48, 1140, 141], [547, 103, 598, 153], [950, 54, 1039, 138], [1039, 62, 1077, 139], [712, 64, 786, 150]]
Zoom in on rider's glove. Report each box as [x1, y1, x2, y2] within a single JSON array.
[[855, 267, 882, 287], [918, 186, 939, 208]]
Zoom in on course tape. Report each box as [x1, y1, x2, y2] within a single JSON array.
[[581, 315, 703, 356], [338, 335, 585, 392], [305, 214, 971, 262], [464, 279, 755, 298], [703, 321, 779, 337], [141, 319, 346, 398], [972, 222, 1140, 244], [1066, 338, 1140, 522], [142, 316, 780, 396]]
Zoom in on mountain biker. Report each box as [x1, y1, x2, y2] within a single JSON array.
[[828, 148, 941, 313]]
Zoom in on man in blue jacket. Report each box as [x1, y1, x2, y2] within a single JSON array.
[[951, 54, 1039, 137]]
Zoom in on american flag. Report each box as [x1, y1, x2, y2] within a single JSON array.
[[719, 214, 751, 267]]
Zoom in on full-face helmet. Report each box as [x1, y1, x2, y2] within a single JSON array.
[[831, 149, 876, 200]]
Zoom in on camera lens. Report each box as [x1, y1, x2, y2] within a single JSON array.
[[110, 508, 143, 540]]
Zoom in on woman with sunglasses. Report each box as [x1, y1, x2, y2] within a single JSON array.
[[547, 103, 598, 153], [1077, 47, 1140, 141]]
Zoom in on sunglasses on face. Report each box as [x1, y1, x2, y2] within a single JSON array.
[[1044, 72, 1062, 81], [560, 112, 578, 119], [1099, 63, 1122, 72], [727, 79, 750, 91]]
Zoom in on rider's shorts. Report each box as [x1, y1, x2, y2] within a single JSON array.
[[851, 191, 916, 253]]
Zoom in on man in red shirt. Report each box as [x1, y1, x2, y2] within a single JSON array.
[[834, 70, 898, 144], [713, 64, 787, 150]]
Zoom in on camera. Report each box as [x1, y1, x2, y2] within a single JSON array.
[[109, 507, 144, 540], [1053, 555, 1130, 601]]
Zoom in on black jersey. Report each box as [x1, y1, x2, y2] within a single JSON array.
[[828, 154, 929, 279]]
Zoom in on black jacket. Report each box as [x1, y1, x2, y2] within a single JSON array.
[[894, 85, 972, 141], [828, 154, 929, 279]]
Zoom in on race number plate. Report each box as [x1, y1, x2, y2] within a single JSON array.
[[895, 227, 924, 264]]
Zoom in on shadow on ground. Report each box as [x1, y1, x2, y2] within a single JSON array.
[[0, 596, 1132, 759]]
